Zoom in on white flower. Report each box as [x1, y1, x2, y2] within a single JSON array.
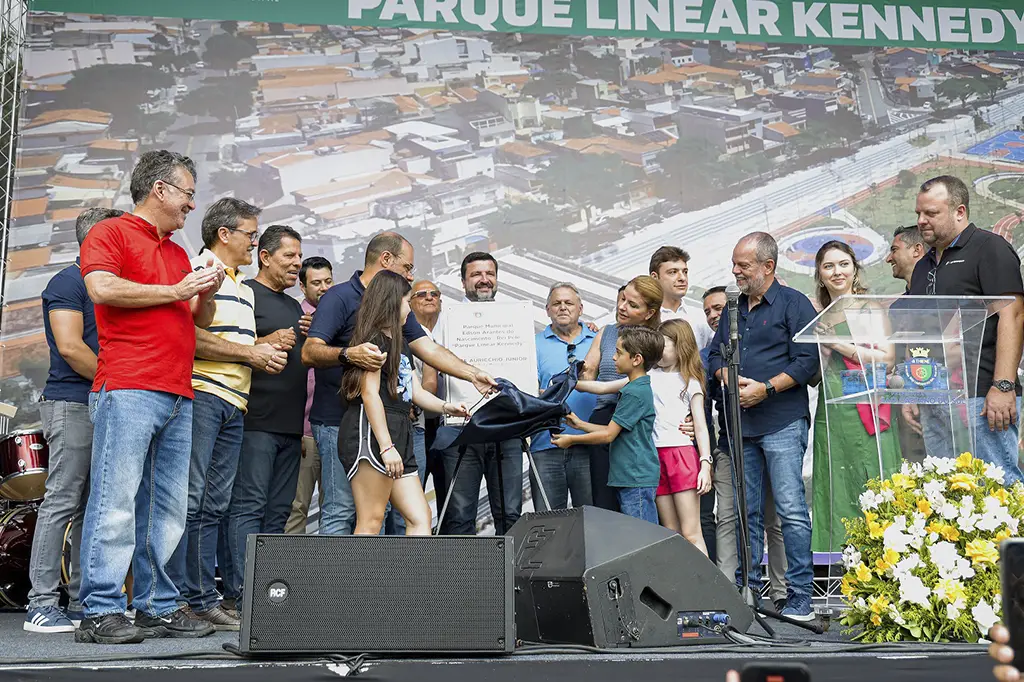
[[842, 546, 862, 570], [977, 497, 1011, 532], [1010, 517, 1020, 535], [924, 478, 947, 498], [930, 457, 957, 475], [929, 531, 940, 543], [900, 461, 924, 479], [856, 597, 868, 610], [947, 598, 966, 620], [860, 489, 881, 511], [985, 463, 1006, 484], [957, 512, 979, 533], [898, 574, 932, 608], [961, 496, 976, 513], [940, 501, 959, 520], [893, 554, 921, 579], [929, 541, 974, 580], [884, 519, 913, 554], [972, 600, 1000, 636], [887, 604, 906, 626], [880, 487, 896, 503]]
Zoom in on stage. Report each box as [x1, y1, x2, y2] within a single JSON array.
[[0, 611, 994, 682]]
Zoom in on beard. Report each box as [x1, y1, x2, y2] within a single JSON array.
[[466, 287, 495, 302], [738, 272, 765, 295]]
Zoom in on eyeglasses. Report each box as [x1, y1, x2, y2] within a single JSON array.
[[926, 267, 937, 295], [227, 226, 259, 243], [386, 251, 415, 276], [159, 179, 196, 201], [567, 343, 577, 365], [413, 290, 440, 300]]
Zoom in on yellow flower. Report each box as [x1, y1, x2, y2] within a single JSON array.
[[966, 539, 999, 566], [949, 472, 979, 492], [937, 578, 967, 603], [940, 524, 961, 542], [997, 528, 1013, 543], [927, 521, 945, 535], [869, 594, 890, 614], [856, 562, 873, 583], [881, 480, 893, 491], [891, 473, 916, 490], [868, 519, 891, 539], [864, 510, 878, 524], [841, 576, 855, 597], [994, 488, 1010, 506], [917, 498, 932, 517], [876, 547, 900, 573], [955, 452, 975, 470], [871, 613, 882, 626]]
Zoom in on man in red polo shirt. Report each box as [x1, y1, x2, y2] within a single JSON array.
[[76, 150, 225, 644]]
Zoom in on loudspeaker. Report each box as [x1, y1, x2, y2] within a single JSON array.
[[240, 534, 515, 654], [508, 506, 752, 648]]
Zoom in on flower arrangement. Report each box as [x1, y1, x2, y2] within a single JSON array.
[[840, 452, 1024, 642]]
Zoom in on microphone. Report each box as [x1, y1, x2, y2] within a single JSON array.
[[726, 283, 741, 345]]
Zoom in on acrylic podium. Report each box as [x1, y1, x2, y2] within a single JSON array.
[[792, 294, 1013, 595]]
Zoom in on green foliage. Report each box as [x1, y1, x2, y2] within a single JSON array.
[[574, 51, 621, 83], [203, 32, 257, 74], [178, 77, 253, 122], [522, 71, 580, 105], [538, 154, 640, 226], [635, 56, 664, 75], [59, 64, 174, 125]]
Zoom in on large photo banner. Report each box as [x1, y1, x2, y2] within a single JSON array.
[[3, 0, 1024, 437]]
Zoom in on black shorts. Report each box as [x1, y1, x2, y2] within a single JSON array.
[[339, 404, 416, 480]]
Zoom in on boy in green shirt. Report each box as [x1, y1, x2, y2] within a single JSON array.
[[551, 326, 663, 523]]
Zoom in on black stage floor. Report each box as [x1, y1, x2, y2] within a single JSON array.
[[0, 612, 994, 682]]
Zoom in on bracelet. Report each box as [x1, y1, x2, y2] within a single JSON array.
[[380, 444, 397, 456], [699, 454, 713, 465], [442, 402, 450, 414]]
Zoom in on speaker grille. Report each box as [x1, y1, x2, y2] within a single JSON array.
[[245, 535, 512, 653]]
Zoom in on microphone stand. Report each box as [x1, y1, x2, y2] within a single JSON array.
[[721, 297, 823, 636]]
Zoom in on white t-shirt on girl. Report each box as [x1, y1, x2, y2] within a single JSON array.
[[649, 368, 704, 448]]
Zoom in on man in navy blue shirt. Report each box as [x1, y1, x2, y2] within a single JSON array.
[[301, 232, 495, 535], [24, 208, 122, 634], [707, 232, 819, 622]]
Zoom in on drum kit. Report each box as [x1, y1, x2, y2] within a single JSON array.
[[0, 429, 49, 608]]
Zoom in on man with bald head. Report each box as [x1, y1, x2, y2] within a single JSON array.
[[302, 232, 495, 535]]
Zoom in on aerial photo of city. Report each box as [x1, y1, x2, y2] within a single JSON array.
[[3, 12, 1024, 439]]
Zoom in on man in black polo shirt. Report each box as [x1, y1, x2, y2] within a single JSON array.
[[301, 231, 495, 535], [905, 175, 1024, 483]]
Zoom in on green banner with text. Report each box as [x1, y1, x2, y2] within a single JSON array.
[[29, 0, 1024, 51]]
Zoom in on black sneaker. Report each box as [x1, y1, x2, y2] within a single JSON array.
[[134, 607, 215, 638], [74, 613, 146, 644]]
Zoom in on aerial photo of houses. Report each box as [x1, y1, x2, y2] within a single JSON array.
[[3, 12, 1024, 438]]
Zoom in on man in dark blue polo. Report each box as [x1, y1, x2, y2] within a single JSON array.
[[707, 232, 819, 622], [25, 207, 121, 634], [301, 232, 495, 535]]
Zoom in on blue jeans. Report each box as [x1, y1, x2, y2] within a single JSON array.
[[529, 446, 594, 511], [313, 423, 355, 535], [167, 391, 244, 611], [616, 487, 657, 523], [741, 418, 813, 602], [80, 388, 192, 618], [922, 397, 1023, 484], [382, 426, 428, 536], [439, 434, 523, 535], [224, 431, 301, 600]]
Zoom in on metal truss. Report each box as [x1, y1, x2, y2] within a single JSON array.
[[0, 0, 25, 332]]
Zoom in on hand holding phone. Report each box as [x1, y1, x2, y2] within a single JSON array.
[[739, 663, 811, 682], [1000, 539, 1024, 672]]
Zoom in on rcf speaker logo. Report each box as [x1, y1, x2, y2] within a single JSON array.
[[268, 581, 289, 604]]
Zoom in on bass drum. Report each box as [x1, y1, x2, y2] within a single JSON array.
[[0, 505, 36, 608], [0, 430, 49, 501], [61, 518, 133, 604]]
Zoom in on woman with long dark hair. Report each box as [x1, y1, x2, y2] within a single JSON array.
[[810, 240, 900, 553], [339, 270, 468, 535]]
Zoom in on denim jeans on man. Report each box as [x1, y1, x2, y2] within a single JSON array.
[[740, 418, 813, 602], [80, 387, 192, 617], [616, 487, 657, 524], [27, 401, 93, 611], [529, 445, 593, 511], [166, 390, 244, 612], [920, 398, 1023, 483], [224, 431, 301, 599], [439, 436, 523, 535], [313, 424, 355, 535]]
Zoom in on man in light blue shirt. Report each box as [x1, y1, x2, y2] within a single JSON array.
[[531, 282, 597, 510]]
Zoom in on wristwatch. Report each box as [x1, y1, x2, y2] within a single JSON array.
[[993, 379, 1015, 393], [763, 381, 777, 398], [339, 347, 350, 364]]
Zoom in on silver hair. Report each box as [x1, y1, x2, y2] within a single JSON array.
[[75, 208, 123, 245], [547, 281, 581, 304], [742, 231, 778, 265]]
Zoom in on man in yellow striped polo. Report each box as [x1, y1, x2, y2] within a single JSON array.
[[166, 198, 287, 631]]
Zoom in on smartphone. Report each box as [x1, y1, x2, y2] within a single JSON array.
[[740, 663, 811, 682], [1000, 539, 1024, 669]]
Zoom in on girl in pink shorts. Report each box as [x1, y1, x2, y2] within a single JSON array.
[[576, 319, 713, 555]]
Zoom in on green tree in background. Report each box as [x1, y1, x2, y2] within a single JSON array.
[[523, 72, 579, 105], [204, 33, 257, 75], [635, 56, 663, 75], [539, 154, 639, 227], [178, 77, 254, 124], [59, 64, 173, 131]]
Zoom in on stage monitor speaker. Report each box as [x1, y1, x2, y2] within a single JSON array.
[[239, 534, 515, 654], [508, 506, 752, 648]]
